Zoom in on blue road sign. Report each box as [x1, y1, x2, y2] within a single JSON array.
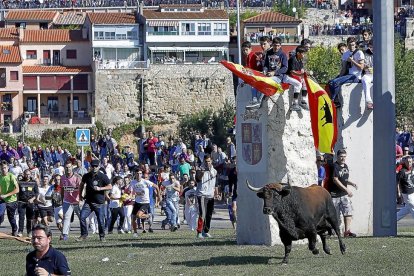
[[76, 129, 90, 146]]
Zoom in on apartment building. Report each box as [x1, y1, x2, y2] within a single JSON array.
[[140, 4, 229, 63], [4, 10, 58, 30]]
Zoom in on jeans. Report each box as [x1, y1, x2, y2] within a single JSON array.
[[18, 201, 34, 234], [62, 202, 81, 236], [163, 200, 177, 227], [108, 207, 125, 232], [328, 74, 358, 100], [6, 201, 18, 234], [0, 203, 6, 225], [80, 202, 105, 238], [397, 193, 414, 221]]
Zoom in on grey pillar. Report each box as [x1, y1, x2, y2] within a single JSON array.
[[373, 0, 397, 236]]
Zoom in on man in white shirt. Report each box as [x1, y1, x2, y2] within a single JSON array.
[[10, 159, 23, 177], [130, 169, 159, 237], [102, 157, 114, 180]]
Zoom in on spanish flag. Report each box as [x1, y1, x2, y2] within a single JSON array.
[[220, 60, 289, 96], [304, 74, 337, 154]]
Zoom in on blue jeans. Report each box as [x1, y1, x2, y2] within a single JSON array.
[[163, 200, 177, 227], [0, 202, 6, 225], [5, 202, 18, 234], [328, 74, 359, 100], [80, 202, 105, 238]]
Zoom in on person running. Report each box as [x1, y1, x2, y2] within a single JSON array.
[[161, 173, 181, 232], [78, 159, 111, 242], [37, 175, 54, 227], [60, 162, 82, 241], [130, 169, 159, 237], [0, 161, 20, 236], [108, 176, 126, 234], [397, 156, 414, 221], [45, 174, 63, 232]]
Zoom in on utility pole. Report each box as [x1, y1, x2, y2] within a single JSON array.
[[373, 0, 397, 236]]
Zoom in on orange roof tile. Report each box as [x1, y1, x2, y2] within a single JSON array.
[[5, 10, 57, 21], [243, 12, 301, 24], [0, 28, 19, 40], [0, 45, 21, 63], [87, 12, 136, 24], [23, 66, 92, 73], [22, 29, 87, 43], [143, 9, 227, 20]]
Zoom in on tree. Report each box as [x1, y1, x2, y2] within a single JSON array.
[[229, 11, 259, 28], [273, 0, 306, 19], [395, 38, 414, 126], [306, 46, 341, 84]]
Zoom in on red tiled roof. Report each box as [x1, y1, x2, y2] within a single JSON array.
[[87, 12, 136, 24], [5, 10, 57, 21], [0, 28, 19, 40], [251, 44, 298, 57], [22, 29, 87, 43], [243, 12, 301, 24], [0, 45, 21, 63], [23, 66, 92, 73], [143, 9, 228, 20]]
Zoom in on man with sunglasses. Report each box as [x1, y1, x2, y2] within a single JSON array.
[[78, 159, 111, 242]]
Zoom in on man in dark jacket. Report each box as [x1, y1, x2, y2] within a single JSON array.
[[17, 169, 39, 237]]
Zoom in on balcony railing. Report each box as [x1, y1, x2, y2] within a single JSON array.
[[97, 60, 150, 70], [37, 58, 61, 66], [147, 31, 178, 36]]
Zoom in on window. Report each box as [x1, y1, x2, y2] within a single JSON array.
[[181, 23, 195, 35], [127, 31, 137, 39], [73, 75, 88, 90], [94, 31, 104, 40], [197, 23, 211, 35], [10, 71, 18, 81], [47, 97, 58, 112], [66, 50, 77, 59], [23, 76, 37, 90], [116, 33, 127, 40], [26, 50, 37, 59], [15, 22, 26, 29], [214, 23, 228, 35], [39, 22, 48, 29], [104, 32, 115, 40], [27, 97, 37, 112]]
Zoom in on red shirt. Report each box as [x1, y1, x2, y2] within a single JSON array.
[[245, 51, 260, 71], [147, 137, 158, 153]]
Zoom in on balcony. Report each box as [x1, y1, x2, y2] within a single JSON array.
[[96, 60, 150, 70], [37, 58, 61, 66], [148, 31, 178, 36]]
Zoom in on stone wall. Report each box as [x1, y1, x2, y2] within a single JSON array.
[[95, 64, 234, 127]]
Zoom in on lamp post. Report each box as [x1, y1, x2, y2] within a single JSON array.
[[236, 0, 242, 64], [292, 7, 298, 19]]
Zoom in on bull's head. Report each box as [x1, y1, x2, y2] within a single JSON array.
[[246, 180, 291, 215]]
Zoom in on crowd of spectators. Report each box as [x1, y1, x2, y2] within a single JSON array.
[[0, 129, 238, 241]]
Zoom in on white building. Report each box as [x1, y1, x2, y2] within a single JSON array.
[[84, 12, 144, 69], [139, 4, 230, 64]]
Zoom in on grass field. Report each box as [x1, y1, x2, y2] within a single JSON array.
[[1, 227, 413, 276]]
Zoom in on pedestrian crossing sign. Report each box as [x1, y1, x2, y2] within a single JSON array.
[[76, 129, 90, 146]]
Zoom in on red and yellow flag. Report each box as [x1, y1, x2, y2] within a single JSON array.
[[304, 74, 337, 154], [220, 60, 289, 96]]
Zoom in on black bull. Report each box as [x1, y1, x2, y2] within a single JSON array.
[[246, 180, 346, 264]]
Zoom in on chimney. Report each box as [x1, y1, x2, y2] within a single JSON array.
[[19, 25, 24, 41], [82, 27, 88, 40]]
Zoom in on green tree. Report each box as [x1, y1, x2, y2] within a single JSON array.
[[178, 101, 235, 149], [273, 0, 306, 19], [229, 11, 259, 28], [395, 38, 414, 125], [306, 46, 341, 84]]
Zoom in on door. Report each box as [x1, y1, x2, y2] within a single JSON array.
[[53, 50, 60, 65], [43, 50, 50, 65]]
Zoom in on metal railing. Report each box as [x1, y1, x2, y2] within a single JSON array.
[[97, 60, 150, 69]]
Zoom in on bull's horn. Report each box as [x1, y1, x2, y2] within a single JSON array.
[[246, 180, 261, 192]]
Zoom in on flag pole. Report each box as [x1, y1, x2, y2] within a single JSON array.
[[236, 0, 242, 64]]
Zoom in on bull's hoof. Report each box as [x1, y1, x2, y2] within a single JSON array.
[[340, 243, 346, 254], [312, 248, 319, 255], [323, 246, 331, 255]]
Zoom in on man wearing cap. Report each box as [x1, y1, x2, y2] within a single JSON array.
[[78, 159, 111, 242], [60, 162, 82, 241]]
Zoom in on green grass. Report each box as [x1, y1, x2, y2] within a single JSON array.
[[1, 228, 414, 276]]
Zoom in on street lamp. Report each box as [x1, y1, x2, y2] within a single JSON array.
[[292, 7, 298, 19]]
